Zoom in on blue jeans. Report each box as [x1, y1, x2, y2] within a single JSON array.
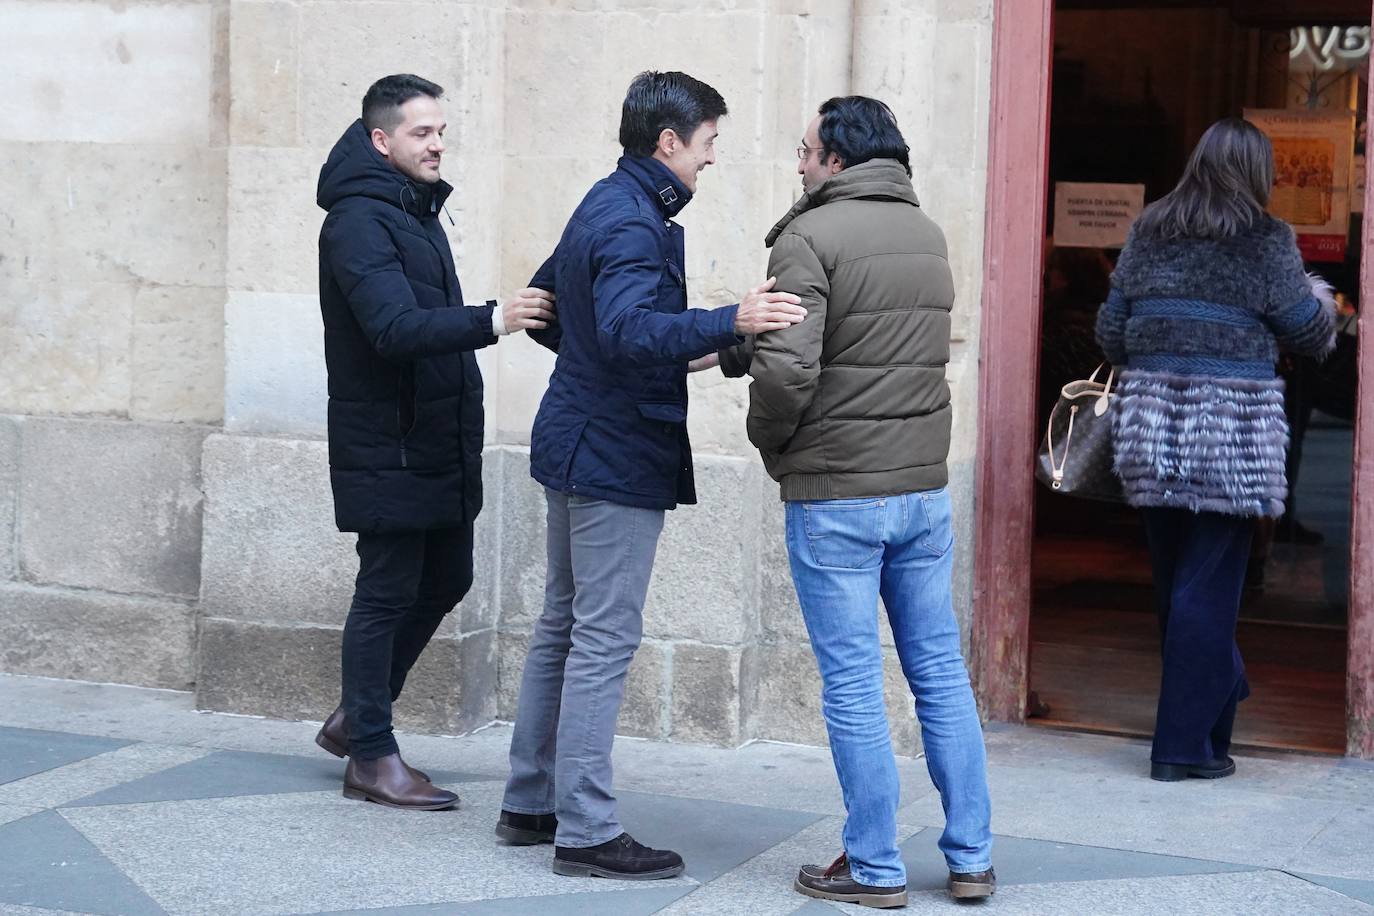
[[785, 489, 992, 886]]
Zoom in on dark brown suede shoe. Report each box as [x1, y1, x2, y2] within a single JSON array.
[[495, 810, 558, 845], [948, 867, 996, 899], [342, 753, 458, 810], [552, 833, 684, 880], [794, 854, 908, 909], [316, 705, 430, 782]]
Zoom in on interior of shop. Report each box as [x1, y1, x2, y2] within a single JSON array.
[[1030, 0, 1368, 754]]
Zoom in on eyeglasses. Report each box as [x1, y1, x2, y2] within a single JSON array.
[[796, 144, 822, 160]]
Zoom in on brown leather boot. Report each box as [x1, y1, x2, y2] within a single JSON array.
[[315, 705, 430, 782], [342, 753, 458, 810]]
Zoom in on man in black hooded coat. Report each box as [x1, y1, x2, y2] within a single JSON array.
[[312, 73, 554, 810]]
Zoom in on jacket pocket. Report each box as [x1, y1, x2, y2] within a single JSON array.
[[657, 262, 687, 314], [665, 259, 686, 289], [532, 415, 589, 487], [632, 402, 687, 494], [636, 402, 687, 424], [801, 498, 885, 569]]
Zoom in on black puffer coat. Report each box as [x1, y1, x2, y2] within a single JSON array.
[[317, 119, 496, 533]]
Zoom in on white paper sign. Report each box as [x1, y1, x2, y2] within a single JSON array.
[[1053, 182, 1146, 248]]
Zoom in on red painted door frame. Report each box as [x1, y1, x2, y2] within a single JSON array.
[[971, 0, 1374, 758], [1349, 61, 1374, 758], [970, 0, 1055, 726]]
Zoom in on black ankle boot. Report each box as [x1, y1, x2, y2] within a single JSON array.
[[1151, 756, 1236, 781], [495, 810, 558, 845], [552, 832, 684, 880]]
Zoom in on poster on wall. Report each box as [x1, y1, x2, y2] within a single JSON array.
[[1244, 109, 1355, 262], [1052, 182, 1146, 249]]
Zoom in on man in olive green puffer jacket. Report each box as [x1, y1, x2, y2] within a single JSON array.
[[717, 129, 952, 500], [712, 96, 995, 908]]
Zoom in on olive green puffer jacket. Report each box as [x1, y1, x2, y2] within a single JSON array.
[[720, 159, 953, 501]]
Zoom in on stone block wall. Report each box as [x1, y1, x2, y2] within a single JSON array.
[[0, 1, 228, 424], [0, 0, 226, 690], [0, 0, 995, 750], [197, 433, 500, 734], [0, 417, 207, 689]]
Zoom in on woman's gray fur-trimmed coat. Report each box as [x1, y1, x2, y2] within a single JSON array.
[[1095, 215, 1336, 518]]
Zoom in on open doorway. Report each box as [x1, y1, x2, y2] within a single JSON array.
[[1023, 5, 1368, 754]]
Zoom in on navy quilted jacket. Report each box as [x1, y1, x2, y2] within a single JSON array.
[[527, 156, 742, 510]]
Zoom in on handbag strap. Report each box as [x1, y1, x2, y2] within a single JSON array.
[[1077, 363, 1116, 395], [1044, 401, 1080, 489], [1045, 364, 1116, 487], [1095, 366, 1115, 416]]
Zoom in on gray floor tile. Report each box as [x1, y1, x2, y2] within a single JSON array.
[[656, 816, 923, 916], [320, 887, 693, 915], [0, 676, 896, 818], [614, 739, 933, 818], [1291, 872, 1374, 907], [0, 805, 44, 828], [787, 902, 841, 915], [983, 723, 1153, 770], [4, 675, 1374, 916], [853, 869, 1374, 915], [993, 725, 1374, 806], [63, 749, 493, 809], [61, 781, 696, 915], [897, 760, 1346, 869], [1283, 803, 1374, 880], [0, 810, 164, 916], [0, 727, 131, 786], [0, 745, 210, 810], [1199, 754, 1374, 804], [62, 750, 343, 808], [456, 888, 694, 914], [616, 788, 824, 884], [0, 676, 453, 772], [897, 828, 1256, 891]]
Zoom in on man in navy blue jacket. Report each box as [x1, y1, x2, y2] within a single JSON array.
[[314, 74, 555, 810], [497, 71, 806, 879]]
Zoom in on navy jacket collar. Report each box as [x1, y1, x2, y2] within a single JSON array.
[[616, 155, 692, 219]]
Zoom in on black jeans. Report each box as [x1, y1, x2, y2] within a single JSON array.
[[1141, 508, 1253, 765], [341, 525, 474, 760]]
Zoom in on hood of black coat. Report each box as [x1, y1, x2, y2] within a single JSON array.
[[317, 119, 453, 216]]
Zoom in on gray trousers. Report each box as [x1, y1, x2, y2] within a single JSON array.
[[502, 488, 665, 847]]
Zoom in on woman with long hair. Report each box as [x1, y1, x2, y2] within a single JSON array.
[[1096, 117, 1336, 781]]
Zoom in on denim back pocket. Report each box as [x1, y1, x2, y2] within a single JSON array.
[[802, 498, 885, 569], [918, 489, 954, 556]]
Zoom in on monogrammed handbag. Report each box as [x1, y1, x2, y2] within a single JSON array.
[[1035, 364, 1123, 502]]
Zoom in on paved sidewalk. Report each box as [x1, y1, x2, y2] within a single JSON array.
[[0, 674, 1371, 915]]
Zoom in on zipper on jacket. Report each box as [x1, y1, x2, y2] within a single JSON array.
[[397, 403, 409, 468]]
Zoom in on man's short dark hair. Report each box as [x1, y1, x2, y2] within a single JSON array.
[[817, 96, 911, 177], [619, 71, 728, 157], [362, 74, 444, 134]]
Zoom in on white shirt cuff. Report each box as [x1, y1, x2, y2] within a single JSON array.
[[491, 301, 509, 336]]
